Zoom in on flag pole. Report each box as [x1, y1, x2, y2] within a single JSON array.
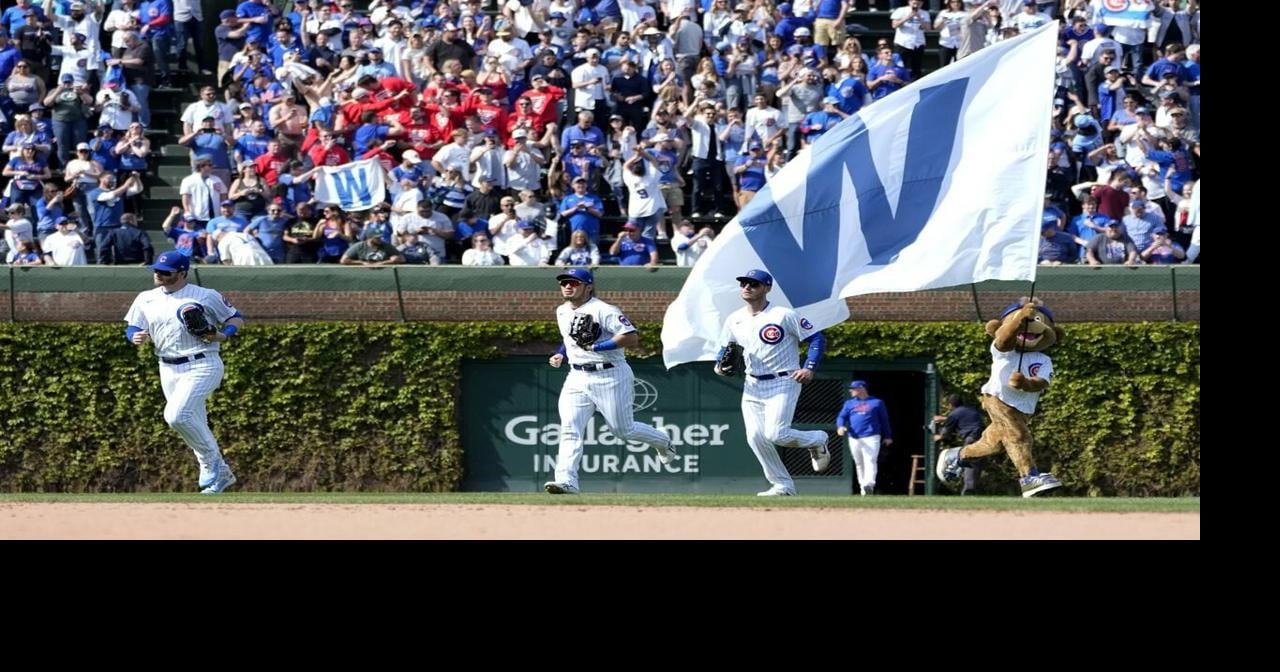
[[1016, 280, 1037, 370]]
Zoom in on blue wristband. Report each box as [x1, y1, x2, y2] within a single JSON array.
[[221, 324, 239, 338], [592, 340, 619, 352], [556, 344, 567, 357]]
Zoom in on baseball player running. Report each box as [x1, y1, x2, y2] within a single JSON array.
[[835, 380, 892, 496], [715, 269, 831, 496], [544, 268, 676, 494], [124, 251, 244, 494]]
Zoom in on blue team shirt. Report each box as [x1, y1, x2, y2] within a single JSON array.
[[836, 396, 893, 439], [616, 235, 657, 265], [559, 193, 603, 242]]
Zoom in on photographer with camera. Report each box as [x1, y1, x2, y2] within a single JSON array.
[[85, 171, 142, 263], [179, 114, 232, 187], [63, 141, 102, 223], [94, 80, 140, 131]]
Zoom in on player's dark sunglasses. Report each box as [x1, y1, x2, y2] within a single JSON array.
[[559, 279, 582, 288], [154, 270, 174, 277], [740, 280, 763, 288]]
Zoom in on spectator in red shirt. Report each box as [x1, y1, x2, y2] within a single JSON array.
[[254, 138, 292, 186], [306, 129, 351, 168]]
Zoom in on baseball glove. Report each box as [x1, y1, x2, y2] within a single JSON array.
[[569, 313, 599, 349], [717, 343, 744, 377], [180, 304, 216, 339]]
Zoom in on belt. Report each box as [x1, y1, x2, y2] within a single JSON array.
[[747, 370, 791, 380], [161, 353, 208, 366], [571, 362, 615, 372]]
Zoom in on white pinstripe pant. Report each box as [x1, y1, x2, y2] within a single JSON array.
[[742, 376, 829, 492], [160, 355, 227, 476], [555, 364, 671, 488]]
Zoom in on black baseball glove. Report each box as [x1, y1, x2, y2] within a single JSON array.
[[717, 343, 744, 377], [569, 313, 599, 349], [180, 304, 216, 339]]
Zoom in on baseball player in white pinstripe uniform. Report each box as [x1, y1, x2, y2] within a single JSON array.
[[715, 269, 831, 496], [124, 251, 244, 494], [544, 268, 676, 494]]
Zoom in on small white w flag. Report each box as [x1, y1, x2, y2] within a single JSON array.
[[314, 159, 387, 212]]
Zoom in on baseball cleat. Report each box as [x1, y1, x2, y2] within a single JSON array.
[[756, 485, 796, 497], [201, 467, 237, 495], [808, 433, 831, 472], [197, 462, 219, 489], [655, 442, 678, 465], [544, 481, 581, 495]]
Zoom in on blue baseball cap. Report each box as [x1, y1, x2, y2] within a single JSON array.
[[848, 380, 867, 389], [778, 2, 792, 14], [220, 9, 236, 19], [556, 268, 595, 284], [152, 250, 190, 273], [1000, 301, 1055, 323], [736, 269, 773, 286], [1041, 212, 1059, 229]]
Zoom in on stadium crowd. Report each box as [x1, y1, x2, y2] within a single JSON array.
[[0, 0, 1199, 268]]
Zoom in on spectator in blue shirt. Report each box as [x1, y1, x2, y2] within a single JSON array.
[[558, 175, 604, 243], [609, 222, 658, 266], [867, 46, 910, 100]]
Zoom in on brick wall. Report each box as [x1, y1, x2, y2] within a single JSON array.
[[4, 289, 1199, 322]]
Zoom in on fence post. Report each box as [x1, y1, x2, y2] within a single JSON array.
[[393, 267, 407, 322]]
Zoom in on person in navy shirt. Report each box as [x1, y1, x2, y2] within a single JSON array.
[[932, 394, 986, 495], [835, 379, 893, 496]]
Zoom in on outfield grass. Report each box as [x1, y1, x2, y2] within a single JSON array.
[[0, 493, 1200, 513]]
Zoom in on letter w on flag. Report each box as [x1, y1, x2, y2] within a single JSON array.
[[314, 158, 387, 212], [662, 24, 1058, 368]]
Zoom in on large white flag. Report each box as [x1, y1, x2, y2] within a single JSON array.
[[661, 24, 1057, 369], [314, 158, 387, 212]]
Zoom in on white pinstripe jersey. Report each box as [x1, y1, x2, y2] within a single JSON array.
[[556, 296, 635, 365], [981, 343, 1053, 415], [124, 283, 240, 359], [720, 302, 818, 375]]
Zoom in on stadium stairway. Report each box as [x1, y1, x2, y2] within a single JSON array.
[[139, 70, 218, 253]]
